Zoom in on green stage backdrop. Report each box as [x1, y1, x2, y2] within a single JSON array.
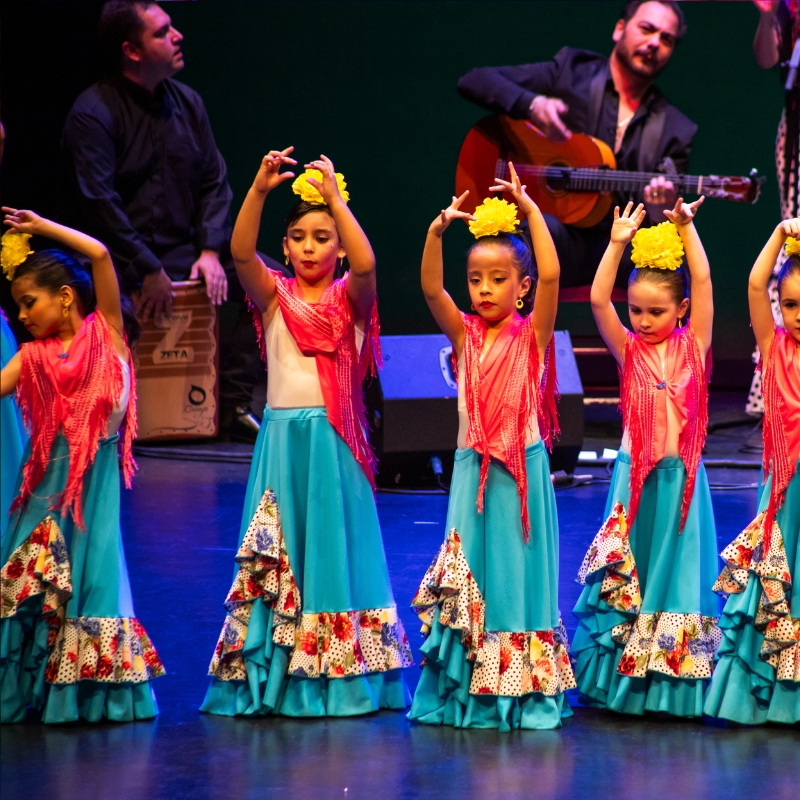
[[1, 1, 786, 382]]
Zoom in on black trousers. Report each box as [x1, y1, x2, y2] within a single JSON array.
[[539, 213, 634, 289]]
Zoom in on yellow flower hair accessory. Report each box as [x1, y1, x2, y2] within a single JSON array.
[[784, 237, 800, 257], [468, 196, 520, 239], [1, 230, 33, 281], [630, 221, 684, 270], [291, 169, 350, 205]]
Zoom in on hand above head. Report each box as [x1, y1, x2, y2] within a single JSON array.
[[303, 155, 345, 207], [529, 96, 572, 143], [429, 191, 476, 237], [2, 206, 44, 234], [137, 268, 175, 325], [253, 147, 297, 195], [189, 249, 228, 306], [663, 195, 704, 226], [777, 217, 800, 238], [610, 202, 646, 245], [490, 162, 538, 216], [753, 1, 780, 13]]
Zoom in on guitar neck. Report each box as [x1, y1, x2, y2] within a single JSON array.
[[502, 161, 749, 199]]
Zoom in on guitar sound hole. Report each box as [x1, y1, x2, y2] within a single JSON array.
[[544, 161, 570, 194]]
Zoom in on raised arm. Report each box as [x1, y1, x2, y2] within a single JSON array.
[[664, 196, 712, 356], [3, 207, 126, 354], [753, 1, 781, 69], [0, 351, 21, 398], [230, 148, 297, 317], [490, 162, 559, 357], [749, 219, 798, 355], [421, 191, 475, 355], [303, 156, 376, 326], [591, 203, 646, 365]]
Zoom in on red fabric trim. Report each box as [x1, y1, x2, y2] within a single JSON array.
[[12, 311, 136, 530], [459, 313, 559, 541], [619, 323, 709, 532], [247, 271, 380, 488], [761, 327, 800, 549]]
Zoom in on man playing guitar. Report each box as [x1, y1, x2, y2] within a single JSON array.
[[458, 1, 695, 286]]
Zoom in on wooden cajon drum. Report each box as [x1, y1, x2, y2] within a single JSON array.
[[135, 281, 219, 441]]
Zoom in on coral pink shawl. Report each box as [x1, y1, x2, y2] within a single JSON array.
[[459, 313, 559, 541], [250, 271, 381, 489], [761, 327, 800, 547], [12, 310, 137, 530], [619, 323, 709, 532]]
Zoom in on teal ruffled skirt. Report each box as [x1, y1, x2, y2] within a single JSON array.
[[408, 442, 576, 732], [703, 463, 800, 724], [0, 435, 164, 724], [572, 453, 720, 717], [200, 406, 413, 718], [0, 315, 26, 532]]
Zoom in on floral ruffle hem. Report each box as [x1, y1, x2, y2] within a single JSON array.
[[0, 517, 164, 723], [204, 489, 413, 715]]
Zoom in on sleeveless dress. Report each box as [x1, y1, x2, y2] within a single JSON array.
[[704, 327, 800, 724], [0, 311, 164, 724], [572, 323, 721, 717], [200, 275, 413, 718], [1, 313, 27, 534], [408, 314, 575, 732]]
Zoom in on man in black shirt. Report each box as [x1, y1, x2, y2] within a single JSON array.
[[63, 0, 277, 440], [458, 0, 697, 287]]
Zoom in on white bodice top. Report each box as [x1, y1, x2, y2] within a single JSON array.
[[265, 307, 365, 410], [107, 355, 130, 436]]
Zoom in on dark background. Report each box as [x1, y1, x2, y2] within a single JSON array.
[[0, 1, 785, 386]]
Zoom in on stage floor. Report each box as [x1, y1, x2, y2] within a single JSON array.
[[2, 393, 798, 799]]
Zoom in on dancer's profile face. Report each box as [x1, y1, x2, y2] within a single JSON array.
[[11, 276, 75, 339], [283, 210, 346, 285], [627, 280, 688, 344], [612, 1, 679, 80], [466, 244, 529, 325], [779, 272, 800, 344]]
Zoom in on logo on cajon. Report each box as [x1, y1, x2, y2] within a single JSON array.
[[152, 311, 195, 364]]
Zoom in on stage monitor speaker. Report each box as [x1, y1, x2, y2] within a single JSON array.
[[366, 331, 583, 486]]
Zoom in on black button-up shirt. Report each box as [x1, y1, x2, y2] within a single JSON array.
[[63, 75, 233, 285], [458, 47, 697, 209]]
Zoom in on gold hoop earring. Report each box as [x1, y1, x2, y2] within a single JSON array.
[[285, 257, 289, 266], [515, 298, 524, 309], [62, 303, 70, 318]]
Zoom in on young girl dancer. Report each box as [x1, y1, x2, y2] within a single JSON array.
[[200, 149, 413, 718], [704, 220, 800, 724], [408, 165, 575, 732], [572, 198, 720, 717], [0, 210, 163, 724]]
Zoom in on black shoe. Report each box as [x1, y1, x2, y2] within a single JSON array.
[[229, 405, 261, 443]]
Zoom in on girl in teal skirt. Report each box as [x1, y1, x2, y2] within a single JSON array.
[[0, 209, 163, 723], [200, 149, 412, 718], [572, 197, 720, 718], [408, 165, 575, 732], [704, 219, 800, 724]]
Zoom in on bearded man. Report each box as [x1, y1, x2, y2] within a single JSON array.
[[458, 1, 696, 286]]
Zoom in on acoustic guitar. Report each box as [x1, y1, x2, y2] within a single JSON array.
[[455, 115, 764, 227]]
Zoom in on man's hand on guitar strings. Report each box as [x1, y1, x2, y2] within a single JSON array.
[[430, 190, 475, 237], [610, 202, 646, 246], [663, 195, 705, 227], [644, 174, 676, 214], [490, 161, 539, 217], [529, 96, 572, 143]]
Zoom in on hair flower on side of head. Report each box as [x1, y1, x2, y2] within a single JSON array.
[[1, 230, 33, 280], [630, 221, 684, 270], [468, 196, 520, 239], [784, 236, 800, 257], [291, 169, 350, 205]]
